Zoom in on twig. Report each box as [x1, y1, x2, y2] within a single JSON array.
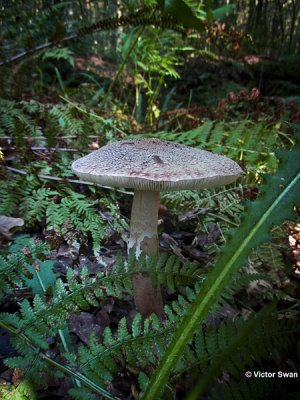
[[0, 7, 169, 67], [0, 35, 76, 67], [2, 146, 79, 152], [5, 166, 27, 175], [0, 135, 99, 140], [4, 166, 133, 195], [101, 26, 145, 107]]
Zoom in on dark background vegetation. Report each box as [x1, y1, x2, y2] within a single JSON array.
[[0, 1, 299, 399]]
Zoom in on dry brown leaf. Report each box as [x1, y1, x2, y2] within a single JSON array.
[[12, 368, 22, 386], [0, 215, 24, 238]]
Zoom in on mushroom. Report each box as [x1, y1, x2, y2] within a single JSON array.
[[72, 138, 243, 317]]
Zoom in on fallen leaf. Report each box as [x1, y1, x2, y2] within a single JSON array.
[[160, 233, 188, 262], [57, 243, 79, 260], [0, 215, 24, 238], [12, 368, 22, 386], [68, 312, 104, 344], [178, 207, 209, 223]]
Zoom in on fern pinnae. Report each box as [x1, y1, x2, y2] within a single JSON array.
[[143, 132, 300, 399], [0, 319, 119, 400], [128, 120, 281, 173], [75, 286, 204, 375], [76, 316, 173, 376], [77, 7, 185, 37], [209, 367, 288, 400], [184, 306, 299, 400]]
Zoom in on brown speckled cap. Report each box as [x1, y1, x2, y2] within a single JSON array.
[[72, 138, 243, 191]]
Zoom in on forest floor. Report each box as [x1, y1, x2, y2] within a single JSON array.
[[0, 54, 300, 399]]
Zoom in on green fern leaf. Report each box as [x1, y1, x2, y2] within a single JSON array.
[[132, 313, 142, 338], [142, 134, 300, 399]]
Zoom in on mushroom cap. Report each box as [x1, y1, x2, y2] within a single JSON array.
[[72, 138, 243, 191]]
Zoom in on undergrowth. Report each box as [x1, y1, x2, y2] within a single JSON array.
[[0, 1, 299, 398], [1, 133, 299, 399], [0, 98, 299, 399], [128, 119, 294, 177], [0, 233, 298, 400]]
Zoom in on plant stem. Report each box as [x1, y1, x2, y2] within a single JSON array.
[[101, 26, 145, 107], [129, 190, 163, 317], [0, 320, 119, 400], [5, 166, 133, 195]]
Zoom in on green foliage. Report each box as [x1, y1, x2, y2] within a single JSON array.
[[41, 47, 74, 66], [129, 120, 282, 174], [0, 98, 42, 146], [0, 236, 52, 298], [0, 231, 296, 400], [0, 0, 204, 72], [212, 4, 235, 20], [1, 105, 298, 400], [0, 380, 37, 400], [1, 103, 298, 400], [73, 314, 167, 388], [247, 223, 295, 301], [187, 306, 299, 399], [126, 25, 185, 125], [0, 252, 26, 297], [161, 189, 203, 212], [0, 177, 28, 216], [24, 259, 58, 298], [158, 0, 205, 31], [131, 251, 205, 289], [254, 240, 286, 269], [78, 6, 187, 37], [0, 172, 110, 251], [142, 132, 300, 399], [0, 97, 117, 149], [161, 184, 245, 254], [46, 190, 107, 252], [0, 97, 129, 250], [0, 2, 299, 398], [0, 231, 262, 388], [0, 245, 204, 397]]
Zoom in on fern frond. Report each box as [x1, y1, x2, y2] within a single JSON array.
[[0, 237, 52, 297], [78, 7, 185, 37], [128, 120, 282, 173], [186, 307, 299, 399], [41, 47, 74, 65], [68, 387, 97, 400], [0, 253, 26, 297], [127, 251, 205, 289], [0, 379, 38, 400], [0, 319, 118, 400], [12, 250, 205, 337], [253, 241, 286, 271], [143, 131, 300, 399], [209, 372, 288, 400], [49, 104, 84, 135], [0, 98, 43, 144], [24, 188, 59, 223], [161, 185, 245, 259], [0, 177, 28, 215]]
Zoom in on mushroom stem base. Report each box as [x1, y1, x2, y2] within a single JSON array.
[[132, 273, 163, 317], [129, 190, 163, 317]]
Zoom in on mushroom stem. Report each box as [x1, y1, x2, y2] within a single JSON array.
[[129, 190, 163, 317]]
